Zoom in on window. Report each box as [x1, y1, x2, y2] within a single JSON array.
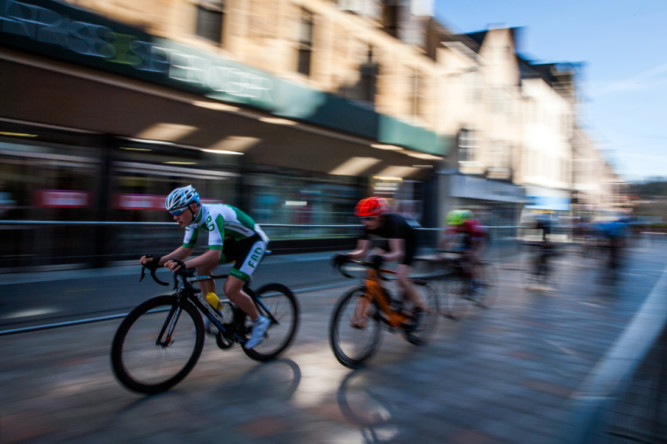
[[195, 1, 224, 45], [382, 0, 399, 38], [458, 128, 477, 163], [410, 70, 424, 120], [359, 46, 378, 104], [297, 9, 314, 76]]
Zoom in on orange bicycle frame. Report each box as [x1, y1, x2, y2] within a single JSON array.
[[363, 268, 408, 328]]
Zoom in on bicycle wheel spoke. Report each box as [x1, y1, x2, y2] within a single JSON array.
[[243, 283, 299, 361], [473, 262, 498, 309], [111, 296, 204, 394], [403, 282, 439, 345], [440, 275, 472, 320], [329, 287, 382, 368]]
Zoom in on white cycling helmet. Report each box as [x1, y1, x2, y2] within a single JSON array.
[[165, 185, 200, 213]]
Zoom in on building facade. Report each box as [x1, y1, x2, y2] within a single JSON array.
[[0, 0, 624, 267]]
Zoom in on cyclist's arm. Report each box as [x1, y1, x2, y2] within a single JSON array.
[[383, 238, 405, 263], [182, 249, 221, 270], [159, 246, 193, 266], [347, 238, 371, 260]]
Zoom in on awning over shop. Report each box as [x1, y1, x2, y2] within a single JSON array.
[[0, 53, 442, 179], [0, 0, 448, 160]]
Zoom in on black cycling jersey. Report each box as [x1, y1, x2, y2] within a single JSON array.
[[361, 213, 417, 265]]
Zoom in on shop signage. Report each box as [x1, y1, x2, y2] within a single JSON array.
[[113, 194, 221, 211], [0, 0, 276, 109], [0, 0, 445, 156], [35, 190, 90, 208], [449, 174, 523, 204], [524, 186, 571, 211]]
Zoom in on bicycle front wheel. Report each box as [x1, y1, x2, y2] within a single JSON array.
[[474, 262, 499, 309], [329, 286, 382, 368], [439, 273, 472, 320], [243, 283, 299, 362], [111, 295, 204, 394]]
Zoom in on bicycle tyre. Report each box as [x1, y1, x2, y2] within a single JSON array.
[[474, 262, 499, 309], [329, 286, 382, 368], [403, 282, 439, 345], [111, 295, 204, 394], [439, 273, 472, 320], [243, 283, 299, 362]]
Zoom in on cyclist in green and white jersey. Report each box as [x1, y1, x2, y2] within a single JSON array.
[[139, 185, 270, 349]]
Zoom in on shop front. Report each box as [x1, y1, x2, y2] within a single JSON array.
[[0, 0, 446, 267], [437, 171, 525, 244]]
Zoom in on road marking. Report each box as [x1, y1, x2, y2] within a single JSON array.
[[571, 261, 667, 400], [545, 339, 582, 359]]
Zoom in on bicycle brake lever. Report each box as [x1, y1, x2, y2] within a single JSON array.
[[140, 266, 147, 282]]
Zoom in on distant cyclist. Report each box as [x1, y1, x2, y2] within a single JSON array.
[[333, 197, 428, 328], [139, 185, 270, 349], [601, 217, 629, 270], [439, 209, 487, 291], [531, 212, 557, 284]]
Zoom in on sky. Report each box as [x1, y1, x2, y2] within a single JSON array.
[[433, 0, 667, 183]]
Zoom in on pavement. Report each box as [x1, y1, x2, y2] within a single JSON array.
[[1, 236, 666, 443]]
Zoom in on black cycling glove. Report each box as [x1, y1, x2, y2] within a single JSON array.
[[144, 254, 162, 271], [332, 253, 348, 268]]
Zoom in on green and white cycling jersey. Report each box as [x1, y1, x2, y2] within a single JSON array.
[[183, 203, 268, 250]]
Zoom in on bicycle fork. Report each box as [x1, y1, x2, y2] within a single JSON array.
[[157, 305, 183, 347]]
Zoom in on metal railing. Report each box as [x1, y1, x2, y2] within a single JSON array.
[[0, 220, 529, 270]]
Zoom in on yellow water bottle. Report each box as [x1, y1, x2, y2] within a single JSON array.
[[205, 292, 221, 311]]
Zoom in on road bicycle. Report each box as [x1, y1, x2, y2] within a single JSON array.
[[329, 258, 439, 368], [110, 260, 299, 394], [520, 241, 562, 291], [433, 250, 498, 320]]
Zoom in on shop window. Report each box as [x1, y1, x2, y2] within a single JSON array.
[[195, 1, 224, 45], [297, 8, 314, 76]]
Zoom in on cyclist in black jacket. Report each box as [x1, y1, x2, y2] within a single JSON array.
[[334, 197, 427, 327]]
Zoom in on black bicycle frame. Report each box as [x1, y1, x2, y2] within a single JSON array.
[[174, 273, 278, 340]]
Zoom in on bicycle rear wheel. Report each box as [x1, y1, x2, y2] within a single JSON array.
[[329, 286, 382, 368], [111, 295, 204, 394], [403, 281, 439, 345], [243, 283, 300, 362]]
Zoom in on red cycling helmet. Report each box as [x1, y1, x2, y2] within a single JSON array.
[[355, 197, 388, 217]]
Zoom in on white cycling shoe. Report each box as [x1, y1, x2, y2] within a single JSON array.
[[244, 315, 270, 349]]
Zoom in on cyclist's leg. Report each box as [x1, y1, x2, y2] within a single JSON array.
[[350, 292, 371, 329], [224, 276, 259, 319], [195, 254, 222, 334], [397, 264, 427, 311], [223, 236, 268, 321]]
